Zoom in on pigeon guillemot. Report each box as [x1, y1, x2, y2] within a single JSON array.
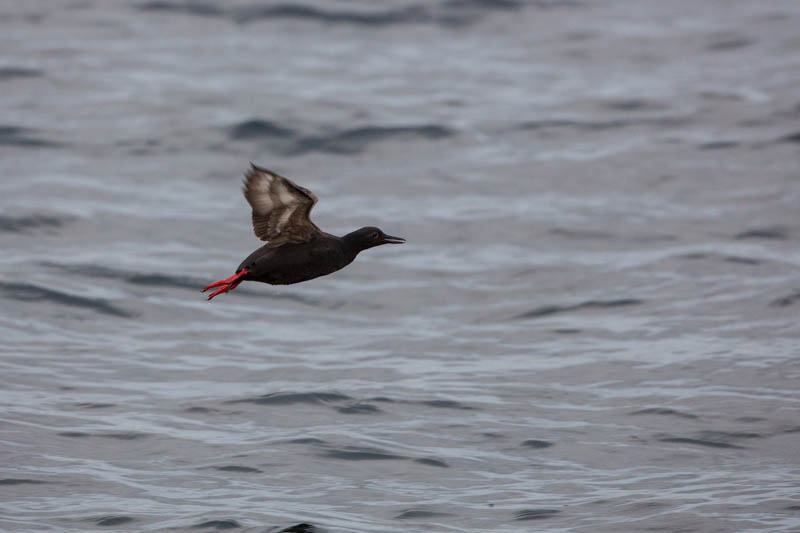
[[202, 164, 405, 300]]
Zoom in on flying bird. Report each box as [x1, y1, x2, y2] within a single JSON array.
[[202, 164, 405, 300]]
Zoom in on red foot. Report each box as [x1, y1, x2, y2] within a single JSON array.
[[202, 269, 248, 300], [206, 284, 232, 300]]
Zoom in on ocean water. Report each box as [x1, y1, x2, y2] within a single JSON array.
[[1, 1, 799, 531]]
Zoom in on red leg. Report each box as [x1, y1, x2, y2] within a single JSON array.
[[206, 276, 247, 300], [202, 269, 248, 293]]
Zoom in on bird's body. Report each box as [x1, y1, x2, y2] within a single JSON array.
[[203, 165, 404, 299], [236, 232, 359, 286]]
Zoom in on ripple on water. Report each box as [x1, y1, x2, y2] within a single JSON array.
[[96, 516, 135, 527], [0, 125, 61, 148], [778, 130, 800, 144], [286, 437, 328, 445], [336, 402, 382, 414], [0, 282, 135, 318], [75, 403, 116, 409], [771, 289, 800, 307], [136, 1, 524, 27], [0, 214, 67, 234], [522, 439, 554, 449], [514, 298, 644, 319], [275, 524, 323, 533], [227, 119, 454, 156], [213, 465, 263, 473], [734, 226, 789, 240], [320, 446, 407, 461], [0, 66, 43, 80], [190, 519, 241, 530], [418, 399, 475, 410], [58, 432, 149, 440], [656, 431, 762, 449], [227, 391, 352, 406], [630, 407, 699, 419], [414, 457, 450, 468], [514, 509, 561, 521], [394, 508, 451, 519]]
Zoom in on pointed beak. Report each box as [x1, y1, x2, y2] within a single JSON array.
[[382, 234, 406, 244]]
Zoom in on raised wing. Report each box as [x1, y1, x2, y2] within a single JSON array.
[[243, 164, 321, 247]]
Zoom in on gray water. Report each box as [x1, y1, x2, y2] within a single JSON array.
[[2, 1, 799, 531]]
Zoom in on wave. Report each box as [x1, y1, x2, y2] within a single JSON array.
[[515, 298, 643, 319], [227, 119, 455, 156], [0, 125, 61, 148], [0, 282, 135, 318], [137, 0, 530, 27], [0, 214, 67, 234], [0, 66, 43, 81]]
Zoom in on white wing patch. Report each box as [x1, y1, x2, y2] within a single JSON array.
[[242, 164, 320, 246], [277, 207, 294, 230], [275, 181, 295, 205]]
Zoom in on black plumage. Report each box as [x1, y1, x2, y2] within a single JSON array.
[[203, 164, 404, 300]]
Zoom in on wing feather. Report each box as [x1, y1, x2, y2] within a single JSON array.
[[243, 164, 320, 247]]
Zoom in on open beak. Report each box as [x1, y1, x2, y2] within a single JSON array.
[[382, 234, 406, 244]]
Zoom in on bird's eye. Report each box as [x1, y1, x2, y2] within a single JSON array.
[[370, 232, 379, 239]]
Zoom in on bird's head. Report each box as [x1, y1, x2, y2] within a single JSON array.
[[346, 226, 405, 251]]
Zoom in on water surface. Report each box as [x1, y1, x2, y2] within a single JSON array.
[[1, 1, 799, 531]]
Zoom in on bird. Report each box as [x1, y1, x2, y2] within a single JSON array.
[[202, 164, 405, 300]]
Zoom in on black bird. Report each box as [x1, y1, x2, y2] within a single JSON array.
[[202, 164, 405, 300]]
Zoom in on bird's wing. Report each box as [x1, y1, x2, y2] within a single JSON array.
[[243, 164, 321, 247]]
